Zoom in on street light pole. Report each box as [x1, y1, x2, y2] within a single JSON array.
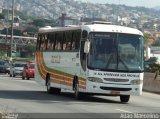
[[6, 0, 9, 44], [10, 0, 15, 61]]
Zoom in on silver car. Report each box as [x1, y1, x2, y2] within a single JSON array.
[[10, 62, 26, 77]]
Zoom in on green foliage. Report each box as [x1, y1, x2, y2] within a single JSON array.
[[32, 18, 56, 27], [0, 13, 5, 19], [1, 28, 22, 36], [23, 26, 38, 33], [0, 51, 6, 59], [33, 19, 46, 27], [15, 10, 35, 20], [13, 57, 34, 62], [148, 63, 160, 73], [145, 57, 160, 72], [25, 44, 36, 53], [143, 32, 151, 45]]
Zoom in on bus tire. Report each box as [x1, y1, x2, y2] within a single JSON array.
[[120, 95, 130, 103], [74, 80, 83, 99], [46, 74, 61, 94]]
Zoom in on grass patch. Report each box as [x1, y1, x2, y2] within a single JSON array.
[[13, 57, 35, 62]]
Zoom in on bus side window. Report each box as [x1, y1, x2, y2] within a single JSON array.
[[45, 34, 49, 50], [40, 35, 46, 51], [36, 35, 41, 51], [55, 32, 63, 50], [63, 31, 72, 51], [47, 34, 51, 50], [72, 30, 81, 50]]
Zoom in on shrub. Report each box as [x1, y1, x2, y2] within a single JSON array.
[[148, 63, 160, 73]]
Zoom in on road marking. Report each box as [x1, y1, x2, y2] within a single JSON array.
[[116, 109, 132, 113]]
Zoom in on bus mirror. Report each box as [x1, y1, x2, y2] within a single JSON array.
[[84, 41, 90, 54]]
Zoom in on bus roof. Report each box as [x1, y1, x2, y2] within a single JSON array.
[[38, 24, 143, 36]]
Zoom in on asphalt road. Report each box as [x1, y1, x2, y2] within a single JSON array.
[[0, 74, 160, 118]]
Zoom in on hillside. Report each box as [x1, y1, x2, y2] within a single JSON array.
[[154, 6, 160, 10], [0, 0, 160, 21]]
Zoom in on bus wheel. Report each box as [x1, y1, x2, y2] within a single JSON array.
[[120, 95, 130, 103], [74, 80, 82, 99], [46, 75, 61, 94]]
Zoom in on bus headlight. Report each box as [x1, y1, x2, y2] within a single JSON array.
[[131, 80, 143, 85], [88, 77, 103, 83]]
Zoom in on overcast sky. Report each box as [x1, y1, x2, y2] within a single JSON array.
[[79, 0, 160, 8]]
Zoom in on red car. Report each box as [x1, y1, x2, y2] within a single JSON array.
[[22, 62, 35, 80]]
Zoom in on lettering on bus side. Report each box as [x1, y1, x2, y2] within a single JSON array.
[[51, 56, 61, 63], [94, 72, 140, 78]]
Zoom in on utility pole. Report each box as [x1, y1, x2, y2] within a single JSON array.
[[10, 0, 15, 61], [6, 0, 9, 48]]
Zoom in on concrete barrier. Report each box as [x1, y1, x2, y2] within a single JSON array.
[[143, 73, 160, 93]]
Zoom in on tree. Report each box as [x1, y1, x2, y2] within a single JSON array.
[[1, 28, 22, 36], [26, 44, 36, 52], [0, 13, 5, 19], [33, 19, 46, 27], [23, 26, 38, 33], [143, 32, 151, 46], [32, 18, 57, 27], [152, 37, 160, 46]]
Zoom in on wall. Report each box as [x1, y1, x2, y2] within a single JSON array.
[[143, 73, 160, 93]]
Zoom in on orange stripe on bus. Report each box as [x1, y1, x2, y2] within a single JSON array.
[[36, 52, 86, 89]]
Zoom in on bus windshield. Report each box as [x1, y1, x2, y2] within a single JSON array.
[[88, 32, 144, 72]]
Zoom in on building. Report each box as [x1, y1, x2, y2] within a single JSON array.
[[58, 13, 79, 27]]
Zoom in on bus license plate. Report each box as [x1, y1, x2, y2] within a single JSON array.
[[111, 91, 120, 95]]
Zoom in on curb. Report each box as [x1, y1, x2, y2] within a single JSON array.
[[143, 90, 160, 95]]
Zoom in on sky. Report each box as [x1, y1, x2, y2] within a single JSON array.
[[79, 0, 160, 8]]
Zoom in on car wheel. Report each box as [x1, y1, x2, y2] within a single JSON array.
[[26, 74, 30, 80], [22, 76, 25, 80], [27, 77, 30, 80]]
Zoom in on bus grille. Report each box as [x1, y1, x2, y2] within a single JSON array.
[[100, 87, 132, 91], [104, 78, 129, 82]]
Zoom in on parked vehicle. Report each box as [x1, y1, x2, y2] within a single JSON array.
[[0, 60, 10, 74], [22, 62, 35, 80], [10, 62, 26, 77]]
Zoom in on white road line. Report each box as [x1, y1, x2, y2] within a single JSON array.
[[116, 109, 132, 113]]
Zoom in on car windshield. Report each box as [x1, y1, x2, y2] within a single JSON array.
[[29, 64, 35, 68], [0, 61, 5, 65], [14, 63, 26, 67], [88, 32, 144, 72]]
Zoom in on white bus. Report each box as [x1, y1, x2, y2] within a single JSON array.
[[35, 23, 144, 103]]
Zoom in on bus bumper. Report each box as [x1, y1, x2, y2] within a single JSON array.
[[84, 81, 143, 96]]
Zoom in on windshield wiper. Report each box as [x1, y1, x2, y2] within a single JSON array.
[[118, 57, 129, 70]]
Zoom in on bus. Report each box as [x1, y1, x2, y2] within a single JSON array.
[[35, 23, 144, 103]]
